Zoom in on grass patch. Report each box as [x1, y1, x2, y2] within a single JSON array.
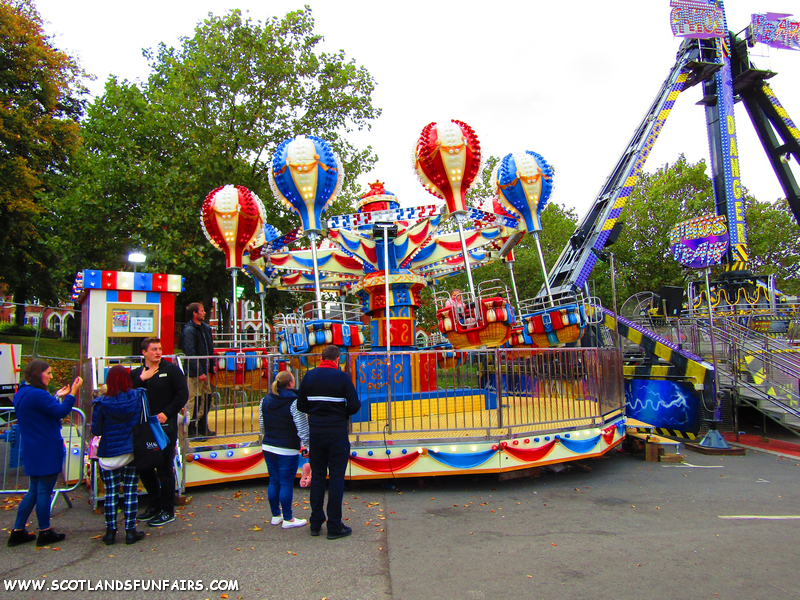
[[0, 335, 80, 360], [0, 335, 81, 391]]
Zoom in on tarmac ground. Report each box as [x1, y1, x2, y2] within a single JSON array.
[[2, 442, 799, 600]]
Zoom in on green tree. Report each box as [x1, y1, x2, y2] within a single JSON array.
[[589, 155, 800, 309], [0, 0, 85, 319], [588, 155, 714, 308], [54, 8, 380, 324], [741, 197, 800, 296]]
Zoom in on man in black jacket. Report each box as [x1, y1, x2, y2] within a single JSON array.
[[131, 337, 189, 527], [180, 302, 216, 437], [297, 345, 360, 540]]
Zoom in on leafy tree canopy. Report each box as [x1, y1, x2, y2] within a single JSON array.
[[0, 0, 85, 315], [53, 7, 381, 321], [588, 155, 800, 309]]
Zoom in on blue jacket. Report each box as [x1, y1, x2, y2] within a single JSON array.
[[13, 383, 76, 477], [296, 361, 361, 435], [91, 388, 144, 458]]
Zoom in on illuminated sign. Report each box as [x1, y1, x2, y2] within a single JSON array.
[[669, 214, 730, 269], [751, 13, 800, 51], [670, 0, 725, 39]]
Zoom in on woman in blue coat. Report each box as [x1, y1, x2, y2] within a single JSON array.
[[91, 365, 145, 546], [7, 360, 82, 548]]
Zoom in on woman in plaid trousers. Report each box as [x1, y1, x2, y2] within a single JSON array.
[[91, 366, 146, 545]]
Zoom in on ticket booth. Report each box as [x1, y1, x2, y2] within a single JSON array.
[[74, 269, 184, 385]]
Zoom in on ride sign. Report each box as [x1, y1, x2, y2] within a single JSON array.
[[751, 13, 800, 51], [669, 0, 725, 39], [669, 214, 730, 269]]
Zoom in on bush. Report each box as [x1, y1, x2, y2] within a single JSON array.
[[0, 323, 66, 339], [0, 323, 38, 337]]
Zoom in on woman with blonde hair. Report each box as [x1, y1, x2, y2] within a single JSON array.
[[259, 370, 310, 529]]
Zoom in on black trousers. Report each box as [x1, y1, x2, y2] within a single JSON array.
[[138, 422, 177, 513]]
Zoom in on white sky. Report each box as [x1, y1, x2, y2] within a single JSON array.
[[36, 0, 799, 220]]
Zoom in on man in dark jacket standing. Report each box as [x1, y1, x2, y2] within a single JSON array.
[[180, 302, 216, 437], [131, 337, 189, 527], [297, 345, 360, 540]]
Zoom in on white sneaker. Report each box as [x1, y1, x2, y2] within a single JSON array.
[[282, 518, 307, 529], [270, 515, 283, 526]]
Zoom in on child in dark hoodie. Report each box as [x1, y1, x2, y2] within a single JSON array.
[[260, 370, 310, 529], [91, 365, 145, 546]]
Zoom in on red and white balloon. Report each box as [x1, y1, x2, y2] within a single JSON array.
[[201, 184, 266, 269], [414, 119, 481, 214]]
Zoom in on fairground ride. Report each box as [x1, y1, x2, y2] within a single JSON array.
[[79, 2, 799, 494]]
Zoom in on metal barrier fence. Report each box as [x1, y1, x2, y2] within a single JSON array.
[[0, 406, 86, 513], [176, 346, 624, 448]]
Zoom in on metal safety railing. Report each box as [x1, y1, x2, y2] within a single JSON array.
[[89, 348, 624, 464], [0, 406, 86, 513], [341, 348, 623, 443]]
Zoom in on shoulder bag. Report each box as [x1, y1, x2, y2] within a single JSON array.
[[132, 390, 169, 470]]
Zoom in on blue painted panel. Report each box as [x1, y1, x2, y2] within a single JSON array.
[[625, 378, 700, 433]]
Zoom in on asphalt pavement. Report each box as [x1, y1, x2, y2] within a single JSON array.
[[2, 446, 799, 600]]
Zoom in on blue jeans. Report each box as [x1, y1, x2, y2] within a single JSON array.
[[263, 451, 299, 521], [14, 473, 59, 530], [308, 432, 350, 532]]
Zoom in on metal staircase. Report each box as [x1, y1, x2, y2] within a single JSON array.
[[687, 316, 800, 437]]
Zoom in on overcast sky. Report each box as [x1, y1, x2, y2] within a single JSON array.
[[36, 0, 799, 222]]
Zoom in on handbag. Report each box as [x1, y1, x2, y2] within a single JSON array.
[[132, 390, 168, 470]]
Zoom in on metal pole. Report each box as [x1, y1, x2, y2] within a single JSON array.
[[308, 232, 324, 320], [382, 226, 391, 354], [258, 291, 267, 344], [454, 213, 476, 298], [703, 267, 721, 410], [339, 291, 347, 322], [506, 261, 521, 318], [531, 231, 554, 307], [609, 251, 620, 348], [231, 269, 239, 345]]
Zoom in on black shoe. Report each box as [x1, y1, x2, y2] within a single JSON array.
[[125, 528, 145, 544], [7, 529, 36, 547], [36, 528, 66, 547], [310, 528, 321, 537], [198, 416, 215, 438], [102, 527, 116, 546], [147, 511, 175, 527], [137, 506, 160, 522], [327, 525, 352, 540]]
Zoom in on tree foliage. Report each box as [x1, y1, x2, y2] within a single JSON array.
[[588, 155, 800, 309], [53, 8, 380, 320], [0, 0, 85, 315]]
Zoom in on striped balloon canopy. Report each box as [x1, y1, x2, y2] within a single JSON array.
[[201, 185, 266, 269], [494, 150, 554, 233], [414, 119, 481, 214], [269, 135, 344, 234]]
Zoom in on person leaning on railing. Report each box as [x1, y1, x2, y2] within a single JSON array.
[[7, 360, 82, 548]]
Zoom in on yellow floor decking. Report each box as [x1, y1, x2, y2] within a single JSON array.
[[189, 394, 613, 448]]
